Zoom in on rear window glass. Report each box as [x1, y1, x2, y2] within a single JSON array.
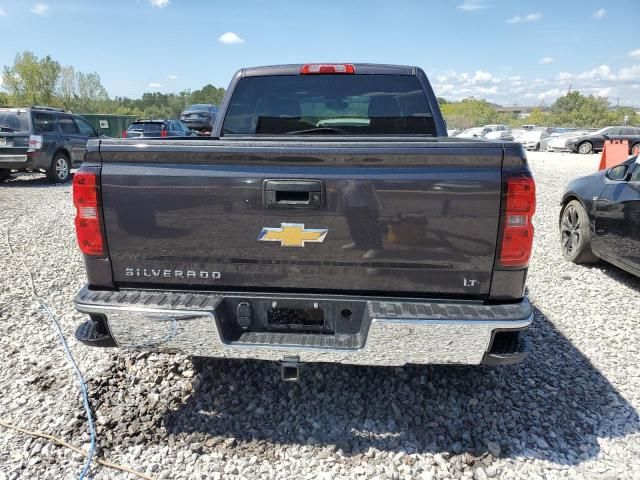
[[127, 123, 163, 133], [189, 104, 212, 111], [222, 74, 435, 136], [0, 110, 31, 133]]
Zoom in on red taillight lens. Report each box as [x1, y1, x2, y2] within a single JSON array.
[[122, 130, 127, 138], [300, 64, 356, 74], [28, 135, 43, 151], [499, 176, 536, 268], [73, 171, 105, 256], [160, 129, 168, 137]]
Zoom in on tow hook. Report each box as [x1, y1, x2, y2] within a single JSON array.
[[281, 355, 300, 382]]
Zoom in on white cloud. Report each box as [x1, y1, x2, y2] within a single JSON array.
[[629, 49, 640, 58], [593, 86, 612, 97], [618, 65, 640, 82], [556, 72, 572, 82], [593, 8, 606, 19], [506, 12, 542, 24], [29, 3, 48, 15], [456, 0, 487, 11], [577, 64, 615, 81], [148, 82, 162, 88], [478, 86, 498, 95], [540, 57, 555, 65], [218, 32, 244, 45], [471, 70, 500, 85], [168, 74, 179, 80], [537, 88, 562, 100], [149, 0, 169, 8], [430, 62, 640, 105]]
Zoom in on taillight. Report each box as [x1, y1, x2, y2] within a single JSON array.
[[498, 176, 535, 268], [300, 64, 356, 74], [28, 135, 43, 151], [73, 170, 105, 256], [122, 130, 127, 138], [160, 129, 168, 137]]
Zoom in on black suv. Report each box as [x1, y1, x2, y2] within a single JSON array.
[[124, 119, 196, 138], [0, 106, 99, 183]]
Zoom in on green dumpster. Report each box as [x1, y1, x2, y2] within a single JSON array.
[[77, 114, 138, 138]]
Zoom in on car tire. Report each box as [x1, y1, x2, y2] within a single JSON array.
[[560, 200, 599, 264], [47, 153, 72, 183], [632, 143, 640, 156], [577, 142, 593, 154]]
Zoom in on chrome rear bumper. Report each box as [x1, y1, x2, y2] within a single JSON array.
[[74, 286, 532, 366]]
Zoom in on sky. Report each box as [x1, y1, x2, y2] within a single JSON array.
[[1, 0, 640, 106]]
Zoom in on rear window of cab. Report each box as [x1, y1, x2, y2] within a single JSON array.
[[222, 74, 436, 136]]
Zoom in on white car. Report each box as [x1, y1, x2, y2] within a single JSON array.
[[515, 130, 550, 151], [456, 127, 486, 139], [483, 124, 510, 133], [484, 130, 514, 141], [546, 130, 591, 152]]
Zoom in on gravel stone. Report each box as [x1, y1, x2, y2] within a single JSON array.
[[1, 152, 639, 479]]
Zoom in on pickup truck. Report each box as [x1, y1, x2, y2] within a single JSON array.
[[72, 63, 535, 380]]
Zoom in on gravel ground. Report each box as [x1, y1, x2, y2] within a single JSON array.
[[0, 151, 639, 480]]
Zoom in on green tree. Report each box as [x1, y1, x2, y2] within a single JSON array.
[[190, 84, 225, 106], [550, 91, 610, 128], [440, 97, 500, 129], [2, 51, 61, 106], [525, 107, 548, 126]]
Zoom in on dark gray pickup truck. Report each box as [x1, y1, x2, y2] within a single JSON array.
[[73, 64, 535, 379]]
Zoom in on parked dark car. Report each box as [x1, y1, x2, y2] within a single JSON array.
[[0, 106, 100, 183], [180, 104, 218, 131], [565, 126, 640, 155], [123, 120, 195, 138], [560, 156, 640, 277]]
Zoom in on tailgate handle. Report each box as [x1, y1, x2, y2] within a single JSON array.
[[263, 180, 323, 209]]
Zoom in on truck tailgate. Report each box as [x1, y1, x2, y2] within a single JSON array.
[[99, 140, 503, 297]]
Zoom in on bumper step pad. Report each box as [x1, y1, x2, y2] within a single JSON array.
[[75, 319, 117, 348]]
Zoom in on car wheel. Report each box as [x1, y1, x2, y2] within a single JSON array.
[[560, 200, 599, 264], [577, 142, 593, 154], [47, 153, 71, 183], [632, 143, 640, 156]]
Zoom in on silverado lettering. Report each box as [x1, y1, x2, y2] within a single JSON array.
[[124, 268, 222, 279]]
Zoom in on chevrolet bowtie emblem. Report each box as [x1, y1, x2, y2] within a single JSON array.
[[258, 223, 328, 247]]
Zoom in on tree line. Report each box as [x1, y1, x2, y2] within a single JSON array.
[[0, 51, 225, 119], [1, 51, 638, 128], [439, 92, 639, 130]]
